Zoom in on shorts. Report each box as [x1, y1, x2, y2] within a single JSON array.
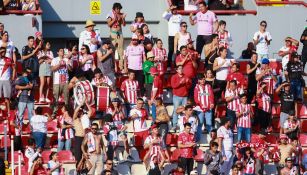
[[39, 63, 51, 77], [280, 112, 288, 127], [134, 130, 149, 146], [0, 80, 11, 98]]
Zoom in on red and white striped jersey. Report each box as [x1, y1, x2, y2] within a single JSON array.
[[144, 135, 165, 162], [120, 79, 139, 104], [236, 103, 252, 128], [152, 47, 167, 62], [256, 68, 276, 95], [103, 122, 124, 146], [194, 84, 214, 112], [57, 115, 74, 140], [257, 93, 271, 113], [225, 88, 244, 111], [91, 75, 112, 87], [151, 76, 163, 100], [106, 107, 125, 122], [217, 30, 231, 49], [0, 57, 13, 80], [244, 157, 255, 174], [129, 108, 148, 132]]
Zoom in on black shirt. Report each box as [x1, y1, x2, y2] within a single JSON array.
[[286, 61, 303, 80], [279, 91, 295, 113], [22, 45, 39, 73], [247, 61, 257, 85], [241, 49, 254, 59]]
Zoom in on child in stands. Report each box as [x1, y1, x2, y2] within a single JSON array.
[[47, 152, 62, 175]]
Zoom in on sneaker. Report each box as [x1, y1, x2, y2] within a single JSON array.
[[39, 97, 45, 103], [45, 98, 51, 103]]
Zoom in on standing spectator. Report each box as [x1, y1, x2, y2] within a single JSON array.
[[278, 37, 299, 71], [277, 135, 296, 174], [152, 39, 167, 76], [253, 21, 272, 62], [30, 107, 53, 149], [178, 123, 196, 175], [203, 34, 219, 71], [149, 67, 163, 121], [143, 51, 155, 100], [282, 112, 300, 140], [162, 5, 183, 69], [121, 71, 140, 114], [300, 27, 307, 69], [241, 42, 255, 59], [97, 39, 116, 86], [124, 35, 146, 94], [280, 157, 299, 175], [275, 82, 295, 134], [226, 63, 246, 89], [174, 22, 191, 54], [67, 45, 79, 80], [129, 98, 150, 146], [285, 52, 307, 101], [204, 141, 224, 175], [25, 138, 41, 174], [217, 20, 232, 49], [213, 47, 233, 99], [79, 44, 95, 80], [0, 31, 16, 79], [81, 123, 106, 175], [0, 47, 13, 114], [256, 82, 272, 133], [209, 129, 218, 143], [225, 80, 243, 129], [236, 94, 253, 142], [177, 105, 198, 134], [217, 118, 234, 175], [130, 12, 146, 33], [50, 48, 70, 117], [57, 105, 74, 151], [37, 42, 53, 103], [171, 65, 192, 130], [255, 58, 277, 96], [251, 131, 269, 175], [15, 68, 34, 122], [47, 152, 62, 175], [175, 46, 197, 80], [155, 97, 170, 143], [106, 2, 126, 72], [79, 20, 101, 53], [246, 52, 259, 103], [194, 74, 214, 140], [142, 24, 154, 44], [189, 1, 218, 55], [22, 36, 40, 83]]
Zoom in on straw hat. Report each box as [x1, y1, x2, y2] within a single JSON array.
[[85, 20, 96, 28]]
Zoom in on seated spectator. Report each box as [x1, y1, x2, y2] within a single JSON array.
[[226, 63, 246, 89], [25, 138, 41, 174], [57, 105, 74, 151], [241, 42, 255, 59], [209, 128, 218, 143], [177, 105, 198, 133], [243, 147, 256, 175], [280, 157, 299, 175], [282, 112, 300, 140], [30, 157, 47, 175], [203, 141, 224, 174], [22, 0, 36, 11], [217, 20, 232, 49], [102, 159, 119, 175], [47, 152, 62, 175]]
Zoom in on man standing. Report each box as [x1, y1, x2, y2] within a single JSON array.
[[178, 123, 196, 175], [162, 5, 183, 69], [175, 46, 197, 80], [82, 123, 106, 175], [51, 48, 71, 117], [277, 135, 296, 174], [79, 20, 102, 53], [177, 105, 198, 134], [189, 1, 218, 55], [106, 2, 126, 72], [97, 39, 116, 86], [22, 36, 40, 82], [217, 118, 234, 175], [253, 21, 272, 62], [278, 37, 299, 71], [171, 65, 192, 130], [120, 71, 140, 114]]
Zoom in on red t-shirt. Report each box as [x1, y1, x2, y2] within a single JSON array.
[[151, 76, 163, 100], [178, 132, 195, 158], [33, 166, 48, 175], [175, 54, 196, 79], [171, 73, 192, 97], [226, 72, 246, 88]]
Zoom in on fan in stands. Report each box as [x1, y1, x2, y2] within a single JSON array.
[[0, 1, 307, 175]]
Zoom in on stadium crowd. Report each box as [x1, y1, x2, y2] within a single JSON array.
[[0, 1, 307, 175]]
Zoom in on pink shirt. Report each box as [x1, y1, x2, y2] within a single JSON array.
[[124, 45, 145, 70], [193, 10, 217, 35]]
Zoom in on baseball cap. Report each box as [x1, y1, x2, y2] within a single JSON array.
[[285, 157, 293, 162], [146, 51, 154, 58], [261, 58, 270, 64], [150, 124, 158, 130], [35, 31, 42, 37], [187, 39, 194, 44], [280, 134, 288, 139]]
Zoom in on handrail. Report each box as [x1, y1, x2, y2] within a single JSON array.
[[0, 0, 43, 15], [255, 0, 307, 7], [177, 10, 257, 15]]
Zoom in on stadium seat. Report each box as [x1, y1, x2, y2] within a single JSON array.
[[0, 135, 11, 148], [22, 123, 31, 134], [166, 133, 178, 146], [21, 135, 30, 149], [216, 105, 226, 118], [14, 165, 28, 175], [170, 149, 181, 163], [238, 61, 248, 74], [8, 151, 24, 164], [194, 149, 204, 162], [301, 120, 307, 133], [58, 150, 76, 163], [41, 150, 52, 164], [271, 105, 281, 118], [48, 135, 58, 148], [271, 118, 280, 133], [47, 120, 58, 134], [298, 104, 307, 119], [265, 134, 277, 145], [299, 134, 307, 146]]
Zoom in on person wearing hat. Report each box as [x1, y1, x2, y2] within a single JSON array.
[[255, 57, 277, 96], [174, 21, 192, 54], [277, 134, 296, 173], [284, 52, 307, 101], [253, 20, 272, 62], [130, 12, 145, 33], [275, 81, 295, 134], [278, 37, 299, 71], [106, 2, 126, 72], [162, 5, 183, 70], [280, 157, 298, 175], [78, 19, 101, 53], [97, 39, 116, 86]]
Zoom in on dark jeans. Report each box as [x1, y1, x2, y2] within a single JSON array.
[[290, 79, 303, 100], [74, 136, 84, 165], [168, 36, 175, 67], [32, 132, 46, 149], [226, 109, 236, 129], [128, 69, 144, 96], [196, 35, 212, 55], [14, 136, 23, 152], [179, 157, 194, 175], [247, 81, 257, 103], [256, 109, 271, 131]]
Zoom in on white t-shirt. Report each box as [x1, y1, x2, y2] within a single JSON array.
[[279, 46, 290, 70], [129, 108, 148, 132], [81, 114, 90, 129], [79, 55, 94, 72], [184, 0, 198, 10], [25, 147, 40, 173], [217, 126, 233, 151], [177, 115, 197, 133], [0, 40, 15, 59], [30, 115, 48, 133], [162, 12, 183, 36], [51, 57, 69, 85], [47, 160, 60, 175], [253, 31, 272, 55], [215, 57, 232, 81]]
